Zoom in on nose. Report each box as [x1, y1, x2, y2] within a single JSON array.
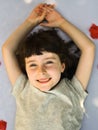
[[37, 65, 46, 74]]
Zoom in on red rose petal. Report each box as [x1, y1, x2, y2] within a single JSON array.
[[89, 23, 98, 39], [0, 120, 7, 130]]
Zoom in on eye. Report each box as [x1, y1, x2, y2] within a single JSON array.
[[29, 63, 37, 67], [45, 61, 54, 65]]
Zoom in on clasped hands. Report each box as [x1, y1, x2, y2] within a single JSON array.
[[27, 3, 65, 28]]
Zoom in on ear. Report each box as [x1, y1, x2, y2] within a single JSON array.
[[61, 63, 65, 73]]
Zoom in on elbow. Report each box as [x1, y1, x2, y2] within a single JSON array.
[[85, 40, 95, 54], [86, 41, 96, 58], [81, 41, 96, 59], [2, 43, 8, 55], [89, 42, 96, 54], [2, 44, 6, 56], [2, 43, 12, 57]]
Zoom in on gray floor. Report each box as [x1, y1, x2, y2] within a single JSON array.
[[0, 0, 98, 130]]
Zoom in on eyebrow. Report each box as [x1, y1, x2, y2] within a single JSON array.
[[44, 57, 57, 60]]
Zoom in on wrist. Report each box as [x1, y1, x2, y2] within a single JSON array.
[[25, 18, 38, 27], [58, 19, 66, 27]]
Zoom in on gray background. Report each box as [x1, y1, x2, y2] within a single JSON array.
[[0, 0, 98, 130]]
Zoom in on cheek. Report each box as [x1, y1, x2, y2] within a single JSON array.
[[26, 69, 36, 80], [48, 66, 62, 77]]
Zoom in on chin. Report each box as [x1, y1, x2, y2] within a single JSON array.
[[38, 87, 51, 92]]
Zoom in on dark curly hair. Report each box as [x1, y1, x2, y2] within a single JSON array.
[[16, 28, 81, 80]]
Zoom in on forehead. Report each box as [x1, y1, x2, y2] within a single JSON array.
[[25, 51, 60, 62]]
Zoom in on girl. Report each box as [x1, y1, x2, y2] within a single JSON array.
[[2, 3, 95, 130]]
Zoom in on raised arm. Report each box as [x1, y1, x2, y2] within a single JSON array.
[[41, 7, 95, 90], [2, 4, 47, 86], [60, 19, 95, 90]]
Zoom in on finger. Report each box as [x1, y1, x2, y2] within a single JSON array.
[[45, 4, 55, 8], [40, 22, 51, 27], [36, 3, 44, 9], [35, 6, 46, 16], [38, 10, 47, 21], [34, 3, 45, 13]]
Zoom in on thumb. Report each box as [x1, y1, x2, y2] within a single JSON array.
[[40, 22, 53, 27]]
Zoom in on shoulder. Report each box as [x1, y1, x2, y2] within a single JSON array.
[[12, 74, 29, 97], [60, 76, 88, 99]]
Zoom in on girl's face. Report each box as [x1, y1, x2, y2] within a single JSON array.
[[25, 52, 65, 91]]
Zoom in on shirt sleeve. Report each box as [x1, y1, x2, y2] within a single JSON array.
[[12, 74, 27, 97], [71, 76, 88, 100]]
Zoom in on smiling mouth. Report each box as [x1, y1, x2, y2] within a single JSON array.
[[37, 78, 51, 83]]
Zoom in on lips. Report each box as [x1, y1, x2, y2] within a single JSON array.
[[37, 78, 51, 83]]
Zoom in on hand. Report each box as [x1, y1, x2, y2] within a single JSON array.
[[40, 7, 65, 27], [27, 4, 47, 25]]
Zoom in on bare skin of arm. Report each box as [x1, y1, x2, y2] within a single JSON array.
[[2, 4, 47, 86], [41, 7, 95, 90]]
